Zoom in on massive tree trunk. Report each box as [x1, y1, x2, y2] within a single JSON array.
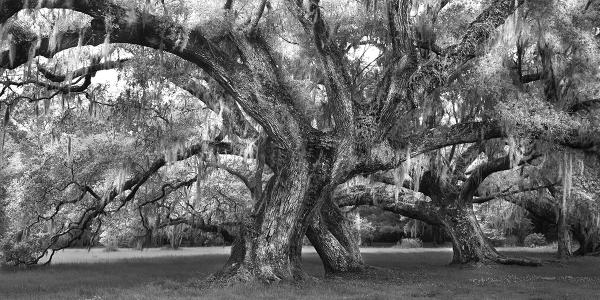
[[332, 180, 541, 266], [306, 198, 364, 274], [437, 203, 539, 266], [215, 149, 311, 282], [418, 154, 543, 266], [438, 204, 496, 264]]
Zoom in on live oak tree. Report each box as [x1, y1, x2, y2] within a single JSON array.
[[1, 0, 599, 282], [0, 59, 246, 262], [339, 0, 599, 264], [477, 153, 600, 256]]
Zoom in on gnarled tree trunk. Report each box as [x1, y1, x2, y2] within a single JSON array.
[[215, 149, 311, 282], [438, 203, 539, 266], [306, 199, 364, 274], [421, 155, 542, 266], [438, 204, 497, 264]]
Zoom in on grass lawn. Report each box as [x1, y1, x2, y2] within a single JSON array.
[[1, 246, 599, 299]]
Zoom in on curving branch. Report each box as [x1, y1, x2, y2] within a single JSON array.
[[356, 117, 598, 179], [334, 182, 442, 225], [138, 176, 198, 208], [458, 151, 543, 205], [37, 59, 129, 83], [473, 182, 558, 204], [18, 139, 237, 266], [1, 0, 311, 150]]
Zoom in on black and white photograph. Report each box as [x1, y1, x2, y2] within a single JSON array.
[[0, 0, 599, 299]]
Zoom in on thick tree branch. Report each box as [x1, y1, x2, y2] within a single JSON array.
[[32, 56, 259, 140], [37, 59, 129, 83], [378, 0, 419, 136], [139, 176, 198, 208], [334, 183, 442, 225], [473, 182, 558, 204], [285, 0, 354, 134], [1, 0, 309, 150], [445, 0, 525, 58], [206, 161, 254, 193], [26, 139, 236, 264], [248, 0, 269, 35]]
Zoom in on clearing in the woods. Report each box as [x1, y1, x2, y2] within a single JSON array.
[[1, 247, 599, 299]]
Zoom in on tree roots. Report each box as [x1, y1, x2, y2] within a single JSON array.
[[487, 254, 543, 266]]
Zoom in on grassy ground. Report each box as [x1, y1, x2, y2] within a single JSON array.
[[1, 247, 599, 299]]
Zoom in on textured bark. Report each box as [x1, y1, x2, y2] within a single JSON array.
[[440, 205, 497, 264], [557, 207, 573, 259], [306, 199, 364, 274], [214, 149, 310, 282], [438, 203, 540, 266], [538, 41, 560, 104], [572, 225, 598, 256], [334, 183, 441, 225], [433, 156, 544, 266], [337, 154, 543, 267], [429, 155, 542, 266]]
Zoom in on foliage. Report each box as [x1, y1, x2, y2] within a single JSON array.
[[478, 199, 534, 244], [0, 234, 47, 266], [524, 233, 547, 248], [395, 238, 423, 249], [357, 217, 375, 246]]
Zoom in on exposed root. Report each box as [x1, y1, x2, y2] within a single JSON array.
[[206, 264, 256, 286], [324, 264, 404, 281], [324, 263, 370, 279], [206, 262, 315, 286], [450, 253, 542, 267], [486, 254, 542, 266]]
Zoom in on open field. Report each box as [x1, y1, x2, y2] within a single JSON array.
[[1, 246, 599, 299]]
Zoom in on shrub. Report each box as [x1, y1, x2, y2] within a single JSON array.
[[395, 238, 423, 249], [103, 244, 119, 252], [524, 233, 547, 248], [0, 235, 46, 266]]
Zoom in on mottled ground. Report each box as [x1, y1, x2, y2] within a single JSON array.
[[1, 246, 599, 299]]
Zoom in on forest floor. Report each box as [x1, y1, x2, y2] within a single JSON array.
[[1, 246, 599, 299]]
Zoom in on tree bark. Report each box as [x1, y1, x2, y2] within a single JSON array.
[[437, 203, 540, 266], [557, 207, 573, 258], [213, 150, 311, 282], [306, 199, 364, 274], [571, 221, 600, 256]]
